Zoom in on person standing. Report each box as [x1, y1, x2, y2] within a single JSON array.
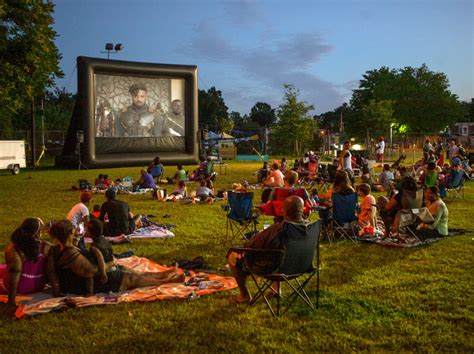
[[376, 137, 385, 166], [338, 140, 354, 183]]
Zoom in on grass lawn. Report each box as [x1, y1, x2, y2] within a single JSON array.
[[0, 160, 473, 352]]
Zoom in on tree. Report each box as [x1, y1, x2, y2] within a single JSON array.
[[361, 99, 395, 137], [249, 102, 276, 154], [198, 87, 229, 132], [0, 1, 63, 132], [42, 87, 76, 130], [272, 84, 316, 156], [350, 64, 464, 136]]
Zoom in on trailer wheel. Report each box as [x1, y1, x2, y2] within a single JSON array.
[[11, 164, 20, 175]]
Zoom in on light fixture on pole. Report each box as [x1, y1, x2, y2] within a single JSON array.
[[101, 43, 124, 59]]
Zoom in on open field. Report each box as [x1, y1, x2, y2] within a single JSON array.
[[0, 160, 473, 352]]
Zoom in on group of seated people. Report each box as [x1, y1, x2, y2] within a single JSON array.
[[3, 216, 184, 314], [254, 154, 453, 241]]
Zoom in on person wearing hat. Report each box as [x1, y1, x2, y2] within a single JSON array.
[[99, 188, 137, 237], [66, 192, 92, 250]]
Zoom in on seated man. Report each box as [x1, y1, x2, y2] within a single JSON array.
[[263, 163, 285, 188], [100, 188, 139, 236], [227, 195, 307, 303], [134, 169, 156, 190]]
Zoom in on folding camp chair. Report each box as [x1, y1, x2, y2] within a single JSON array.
[[232, 220, 321, 317], [446, 169, 465, 199], [260, 187, 313, 222], [398, 207, 435, 243], [327, 192, 358, 243], [225, 191, 259, 242]]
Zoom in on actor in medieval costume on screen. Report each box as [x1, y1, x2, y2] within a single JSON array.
[[166, 99, 185, 136], [95, 100, 115, 137], [116, 83, 171, 137]]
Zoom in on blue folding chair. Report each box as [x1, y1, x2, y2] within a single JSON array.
[[225, 191, 259, 242], [329, 192, 358, 243], [446, 169, 465, 199]]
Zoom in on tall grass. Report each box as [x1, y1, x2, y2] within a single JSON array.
[[0, 161, 472, 352]]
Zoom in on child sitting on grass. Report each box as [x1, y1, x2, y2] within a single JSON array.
[[86, 219, 182, 280], [90, 204, 101, 219], [194, 180, 215, 203], [164, 180, 187, 202]]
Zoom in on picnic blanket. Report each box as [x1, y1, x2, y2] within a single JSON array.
[[84, 224, 175, 243], [0, 256, 237, 319], [358, 228, 470, 248]]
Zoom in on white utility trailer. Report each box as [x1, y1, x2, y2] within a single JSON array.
[[0, 140, 27, 174]]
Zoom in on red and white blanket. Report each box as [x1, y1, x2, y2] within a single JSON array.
[[0, 256, 237, 318]]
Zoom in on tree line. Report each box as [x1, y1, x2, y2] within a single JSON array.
[[1, 1, 472, 154]]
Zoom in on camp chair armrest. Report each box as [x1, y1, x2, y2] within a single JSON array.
[[230, 248, 286, 276], [229, 247, 284, 256]]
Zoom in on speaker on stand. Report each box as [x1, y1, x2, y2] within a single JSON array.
[[76, 130, 88, 170]]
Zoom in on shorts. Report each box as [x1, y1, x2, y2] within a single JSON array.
[[94, 269, 124, 293]]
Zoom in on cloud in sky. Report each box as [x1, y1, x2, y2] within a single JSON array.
[[180, 21, 343, 114]]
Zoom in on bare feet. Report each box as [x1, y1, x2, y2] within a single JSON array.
[[230, 294, 251, 304]]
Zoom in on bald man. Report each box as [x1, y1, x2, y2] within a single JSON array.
[[227, 195, 307, 303]]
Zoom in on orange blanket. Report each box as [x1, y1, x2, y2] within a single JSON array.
[[0, 256, 237, 318]]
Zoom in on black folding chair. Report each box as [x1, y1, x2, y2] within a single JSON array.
[[233, 220, 321, 317], [224, 191, 259, 243]]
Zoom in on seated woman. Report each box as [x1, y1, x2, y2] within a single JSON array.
[[148, 156, 164, 182], [318, 170, 355, 226], [377, 176, 421, 238], [257, 161, 269, 183], [417, 186, 448, 239], [3, 218, 51, 313], [172, 164, 188, 184], [47, 220, 184, 297]]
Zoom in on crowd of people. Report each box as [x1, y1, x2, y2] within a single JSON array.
[[3, 137, 471, 310]]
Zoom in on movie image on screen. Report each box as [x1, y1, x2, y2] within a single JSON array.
[[57, 56, 198, 169]]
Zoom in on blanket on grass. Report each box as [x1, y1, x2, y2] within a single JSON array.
[[358, 228, 470, 248], [84, 224, 175, 243], [0, 256, 237, 319]]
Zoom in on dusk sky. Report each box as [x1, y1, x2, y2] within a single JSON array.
[[53, 0, 473, 115]]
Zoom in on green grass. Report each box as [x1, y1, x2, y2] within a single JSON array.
[[0, 160, 473, 352]]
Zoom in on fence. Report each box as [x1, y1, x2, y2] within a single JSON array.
[[0, 130, 66, 163]]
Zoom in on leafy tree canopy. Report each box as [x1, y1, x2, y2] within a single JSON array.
[[0, 0, 63, 131], [272, 84, 316, 156], [198, 87, 229, 132], [350, 64, 464, 135], [249, 102, 276, 128]]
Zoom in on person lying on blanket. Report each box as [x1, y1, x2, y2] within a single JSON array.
[[47, 220, 185, 297], [87, 219, 177, 279], [3, 218, 51, 315], [163, 180, 187, 202]]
